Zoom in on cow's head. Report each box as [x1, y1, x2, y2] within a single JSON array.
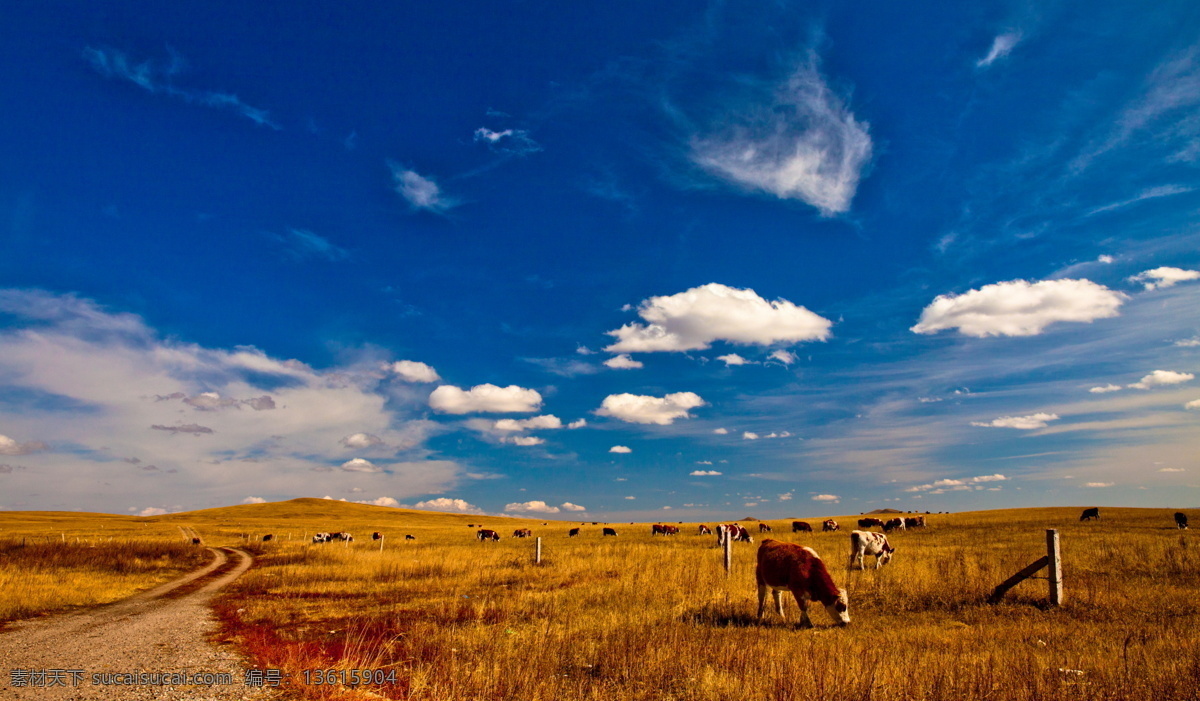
[[825, 589, 850, 626], [880, 544, 895, 567]]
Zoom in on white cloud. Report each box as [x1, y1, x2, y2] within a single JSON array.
[[1129, 370, 1194, 389], [389, 360, 440, 383], [1186, 399, 1200, 410], [769, 350, 798, 365], [971, 474, 1008, 483], [363, 496, 400, 507], [778, 493, 793, 501], [1098, 255, 1115, 264], [713, 427, 729, 435], [609, 445, 632, 453], [811, 494, 840, 503], [717, 353, 752, 366], [473, 127, 540, 155], [568, 419, 588, 429], [503, 436, 545, 447], [976, 32, 1022, 68], [390, 164, 457, 212], [1160, 467, 1186, 472], [912, 279, 1125, 337], [1089, 384, 1123, 394], [690, 470, 722, 476], [624, 496, 636, 500], [494, 415, 562, 432], [138, 507, 168, 517], [690, 59, 872, 216], [605, 283, 831, 353], [505, 500, 560, 514], [1084, 482, 1114, 488], [604, 354, 644, 370], [971, 413, 1059, 429], [0, 434, 49, 456], [429, 384, 542, 414], [1176, 338, 1200, 347], [742, 431, 760, 440], [414, 497, 482, 514], [596, 392, 705, 425], [1128, 267, 1200, 291], [561, 502, 587, 511], [241, 496, 266, 504], [340, 433, 384, 449], [341, 458, 381, 473]]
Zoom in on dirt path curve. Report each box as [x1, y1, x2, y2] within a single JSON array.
[[0, 548, 279, 701]]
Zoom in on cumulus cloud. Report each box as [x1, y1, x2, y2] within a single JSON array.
[[561, 502, 587, 512], [1128, 267, 1200, 291], [596, 392, 706, 425], [971, 413, 1059, 429], [1098, 255, 1115, 264], [242, 496, 266, 504], [493, 415, 562, 432], [609, 445, 632, 453], [503, 435, 546, 447], [568, 419, 588, 429], [604, 354, 644, 370], [414, 497, 482, 514], [505, 500, 560, 514], [340, 458, 381, 473], [138, 507, 168, 517], [0, 435, 49, 456], [717, 353, 752, 366], [1089, 384, 1123, 394], [905, 474, 1008, 493], [976, 32, 1022, 68], [1084, 482, 1114, 488], [690, 470, 722, 476], [690, 59, 872, 216], [389, 360, 440, 383], [340, 433, 384, 449], [912, 279, 1125, 337], [1129, 370, 1194, 389], [429, 384, 542, 414], [363, 496, 400, 507], [811, 494, 840, 502], [606, 283, 831, 353], [1186, 399, 1200, 410], [712, 427, 729, 435], [743, 431, 760, 440], [390, 164, 457, 212]]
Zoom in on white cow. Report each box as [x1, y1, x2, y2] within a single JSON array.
[[849, 530, 894, 569], [312, 532, 331, 543]]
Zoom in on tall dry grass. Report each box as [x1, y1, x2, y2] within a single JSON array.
[[211, 507, 1200, 701]]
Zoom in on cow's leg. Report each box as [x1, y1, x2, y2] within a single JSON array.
[[773, 590, 785, 617], [757, 584, 768, 618], [791, 589, 813, 628]]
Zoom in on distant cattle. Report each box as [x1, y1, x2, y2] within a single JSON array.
[[568, 528, 580, 537], [602, 527, 618, 536], [756, 539, 849, 628], [822, 519, 839, 532], [312, 533, 331, 544], [857, 518, 886, 529], [904, 516, 926, 529], [718, 524, 753, 544], [468, 524, 475, 528], [405, 534, 416, 540], [1080, 507, 1100, 522], [849, 530, 894, 570], [662, 525, 679, 535], [372, 532, 384, 541], [652, 524, 668, 536], [477, 529, 500, 542], [191, 537, 202, 545], [329, 532, 353, 542], [883, 518, 906, 532], [792, 521, 812, 533], [698, 525, 712, 535], [513, 528, 533, 538], [759, 523, 773, 533], [1175, 512, 1189, 530], [262, 534, 273, 542]]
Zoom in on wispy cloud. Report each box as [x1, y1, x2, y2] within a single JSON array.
[[474, 127, 541, 156], [389, 163, 459, 213], [275, 229, 350, 262], [83, 47, 280, 129], [1085, 184, 1193, 216], [976, 32, 1023, 69]]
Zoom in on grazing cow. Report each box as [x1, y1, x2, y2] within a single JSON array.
[[822, 519, 839, 532], [698, 524, 712, 535], [569, 528, 580, 537], [191, 537, 202, 545], [759, 523, 773, 533], [1175, 512, 1189, 530], [602, 527, 618, 536], [883, 518, 906, 532], [792, 521, 813, 533], [652, 524, 668, 536], [328, 532, 353, 542], [513, 528, 533, 538], [312, 532, 331, 544], [755, 539, 850, 628], [849, 530, 894, 569], [477, 529, 500, 542], [904, 516, 925, 529], [857, 518, 886, 529], [718, 524, 753, 544], [405, 534, 416, 540], [1080, 507, 1100, 522], [372, 532, 384, 541], [662, 525, 679, 535], [262, 534, 273, 542]]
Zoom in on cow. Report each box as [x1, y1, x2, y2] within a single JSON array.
[[602, 527, 618, 536], [792, 521, 812, 533], [904, 516, 925, 529], [405, 534, 416, 540], [717, 524, 753, 544], [191, 537, 202, 545], [477, 529, 500, 542], [652, 524, 668, 536], [513, 528, 533, 538], [1080, 507, 1100, 522], [759, 523, 773, 533], [312, 532, 331, 544], [755, 539, 850, 628], [849, 530, 894, 570], [698, 524, 712, 535], [330, 532, 353, 542], [569, 528, 580, 537], [883, 518, 906, 532], [662, 525, 679, 535], [262, 534, 273, 542], [857, 518, 886, 529], [822, 519, 839, 532], [1175, 512, 1189, 530], [372, 532, 384, 541]]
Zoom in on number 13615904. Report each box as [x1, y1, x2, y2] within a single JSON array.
[[302, 669, 397, 686]]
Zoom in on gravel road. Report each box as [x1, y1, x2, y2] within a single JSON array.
[[0, 548, 281, 700]]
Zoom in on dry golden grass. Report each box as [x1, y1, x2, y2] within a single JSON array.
[[4, 501, 1199, 700]]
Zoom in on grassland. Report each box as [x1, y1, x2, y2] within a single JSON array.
[[3, 501, 1198, 700]]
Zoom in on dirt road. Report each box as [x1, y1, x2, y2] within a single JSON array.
[[0, 548, 279, 700]]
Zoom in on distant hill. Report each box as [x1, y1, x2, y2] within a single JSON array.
[[867, 508, 905, 515]]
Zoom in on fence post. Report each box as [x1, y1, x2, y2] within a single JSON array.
[[535, 537, 542, 564], [379, 536, 385, 554], [1047, 529, 1063, 606], [723, 536, 732, 575]]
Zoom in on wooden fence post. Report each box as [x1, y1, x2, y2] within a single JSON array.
[[1047, 529, 1063, 606], [535, 537, 542, 564], [379, 536, 385, 554]]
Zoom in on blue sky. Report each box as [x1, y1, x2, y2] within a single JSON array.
[[1, 1, 1198, 519]]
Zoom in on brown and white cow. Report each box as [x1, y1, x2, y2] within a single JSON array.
[[652, 524, 668, 535], [662, 525, 679, 535], [759, 523, 773, 533], [477, 529, 500, 542], [1175, 512, 1189, 530], [792, 521, 812, 533], [883, 518, 906, 532], [756, 539, 850, 628], [717, 524, 753, 544], [904, 516, 925, 529], [849, 530, 894, 569], [312, 532, 331, 544], [822, 519, 839, 532], [569, 527, 581, 537], [857, 518, 886, 529], [372, 532, 384, 541], [513, 528, 533, 538], [602, 527, 618, 536], [405, 534, 416, 540], [698, 525, 712, 535]]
